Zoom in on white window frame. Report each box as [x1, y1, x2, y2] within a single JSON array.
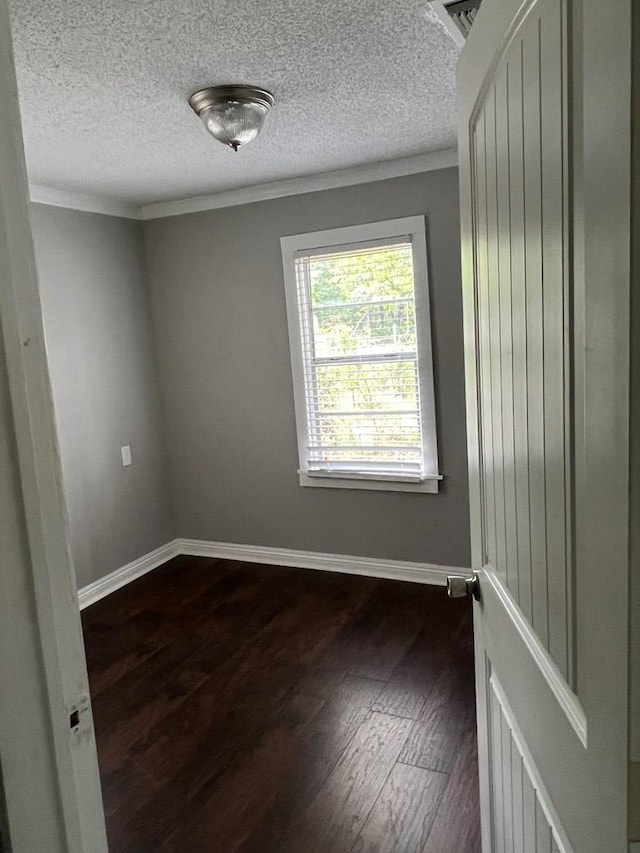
[[281, 216, 442, 494]]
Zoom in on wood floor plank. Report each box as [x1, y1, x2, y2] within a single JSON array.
[[351, 763, 448, 853], [83, 556, 234, 639], [104, 573, 377, 849], [282, 712, 413, 852], [372, 595, 468, 720], [99, 755, 164, 819], [84, 558, 277, 696], [96, 666, 209, 777], [421, 729, 482, 853], [398, 651, 476, 773], [80, 557, 480, 853], [106, 686, 297, 851], [235, 676, 387, 853], [296, 666, 348, 698], [130, 581, 365, 780], [316, 582, 431, 681], [91, 569, 319, 782], [161, 691, 325, 852]]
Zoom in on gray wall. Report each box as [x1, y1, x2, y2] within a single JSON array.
[[0, 769, 8, 853], [144, 168, 470, 567], [30, 204, 174, 588], [629, 3, 640, 838], [0, 769, 7, 853]]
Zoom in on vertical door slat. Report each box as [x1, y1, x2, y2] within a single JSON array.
[[485, 86, 508, 584], [496, 63, 519, 600], [539, 0, 569, 680], [522, 16, 549, 648]]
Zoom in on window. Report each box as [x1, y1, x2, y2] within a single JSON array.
[[281, 216, 440, 493]]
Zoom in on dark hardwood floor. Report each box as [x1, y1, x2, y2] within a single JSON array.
[[82, 556, 480, 853]]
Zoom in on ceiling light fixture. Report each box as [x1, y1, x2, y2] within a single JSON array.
[[188, 84, 275, 152]]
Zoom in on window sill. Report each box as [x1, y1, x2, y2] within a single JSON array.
[[298, 471, 442, 494]]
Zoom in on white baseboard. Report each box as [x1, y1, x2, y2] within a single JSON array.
[[176, 538, 459, 586], [77, 541, 180, 609], [77, 537, 462, 609]]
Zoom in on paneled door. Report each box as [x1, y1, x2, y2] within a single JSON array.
[[458, 0, 631, 851]]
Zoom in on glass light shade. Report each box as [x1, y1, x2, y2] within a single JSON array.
[[200, 99, 269, 151]]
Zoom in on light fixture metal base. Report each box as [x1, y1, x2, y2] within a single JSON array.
[[188, 85, 275, 116]]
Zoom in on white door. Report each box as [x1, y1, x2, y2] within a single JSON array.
[[458, 0, 631, 851], [0, 1, 108, 850]]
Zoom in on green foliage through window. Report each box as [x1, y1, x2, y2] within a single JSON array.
[[296, 241, 424, 471]]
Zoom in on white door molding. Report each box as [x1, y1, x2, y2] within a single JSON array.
[[0, 1, 108, 849]]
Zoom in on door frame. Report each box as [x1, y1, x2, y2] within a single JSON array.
[[459, 0, 632, 850], [0, 0, 108, 849], [0, 0, 633, 849]]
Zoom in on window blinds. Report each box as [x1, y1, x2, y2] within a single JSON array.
[[294, 238, 426, 481]]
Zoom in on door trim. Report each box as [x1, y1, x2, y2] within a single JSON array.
[[483, 569, 587, 746], [0, 0, 107, 848], [489, 672, 573, 853]]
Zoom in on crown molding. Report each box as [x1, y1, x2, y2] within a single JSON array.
[[140, 149, 459, 220], [27, 150, 458, 223], [29, 184, 142, 220]]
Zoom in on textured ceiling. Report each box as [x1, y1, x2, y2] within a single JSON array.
[[9, 0, 459, 205]]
